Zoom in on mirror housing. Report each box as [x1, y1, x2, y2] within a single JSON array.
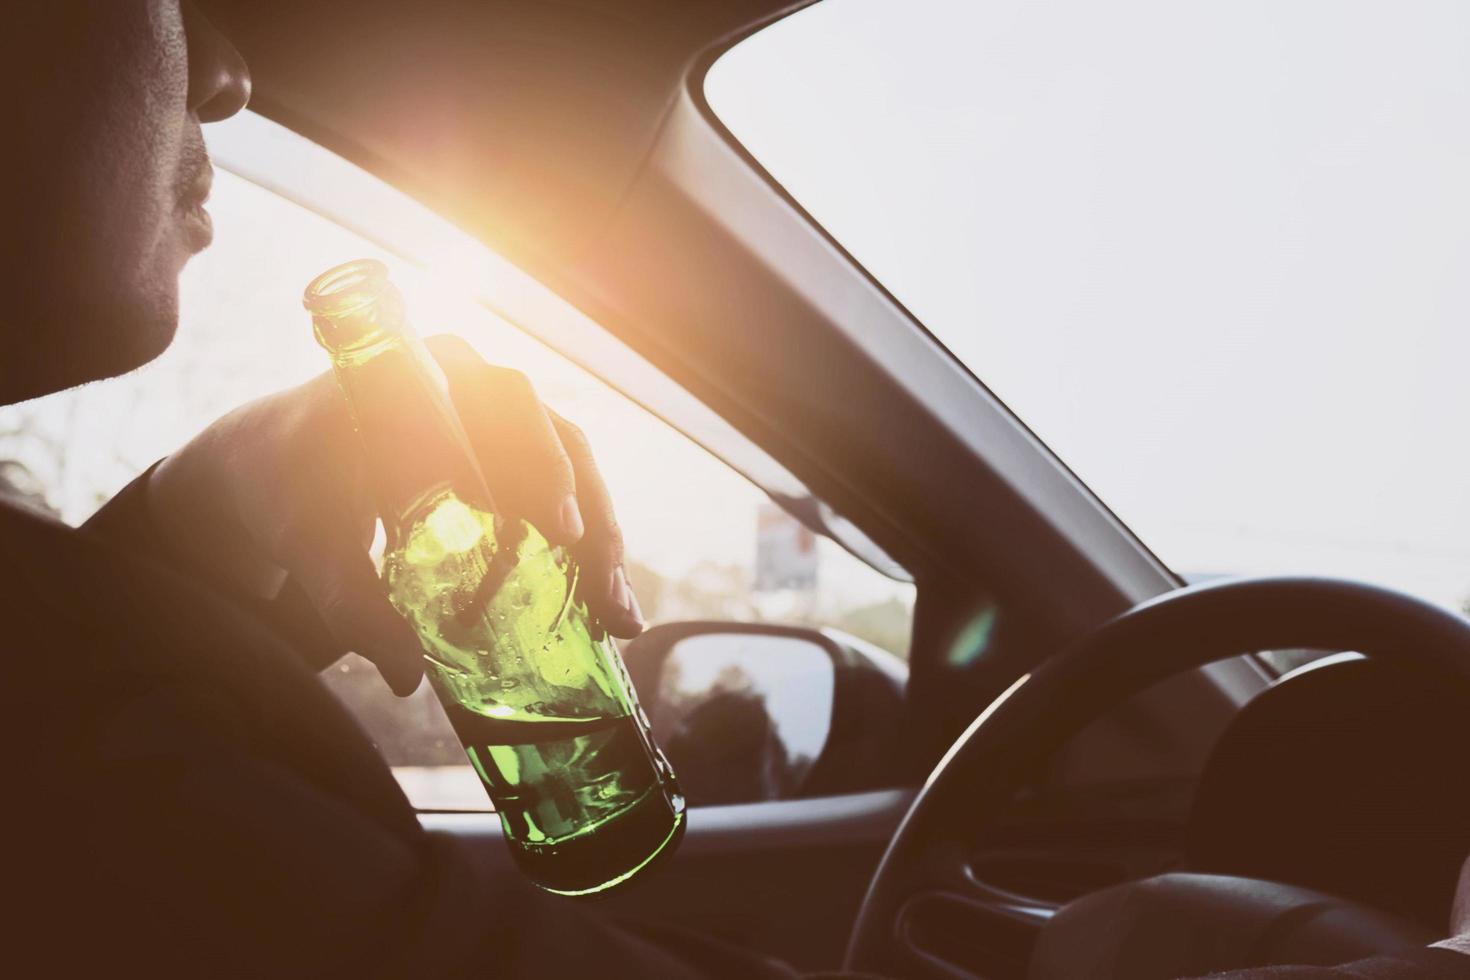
[[624, 622, 908, 805]]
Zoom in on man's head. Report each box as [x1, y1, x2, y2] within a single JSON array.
[[0, 1, 250, 405]]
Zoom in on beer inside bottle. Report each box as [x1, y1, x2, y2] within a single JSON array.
[[304, 258, 684, 895]]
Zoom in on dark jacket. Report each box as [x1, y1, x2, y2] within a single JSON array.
[[0, 476, 792, 979]]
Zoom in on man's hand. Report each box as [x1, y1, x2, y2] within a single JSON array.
[[147, 335, 644, 695]]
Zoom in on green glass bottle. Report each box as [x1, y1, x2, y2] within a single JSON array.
[[304, 258, 684, 895]]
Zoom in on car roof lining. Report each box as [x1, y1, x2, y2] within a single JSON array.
[[198, 0, 802, 274]]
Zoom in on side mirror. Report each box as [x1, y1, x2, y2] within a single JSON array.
[[623, 622, 908, 806]]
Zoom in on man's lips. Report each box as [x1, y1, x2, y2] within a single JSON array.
[[181, 202, 214, 251], [178, 166, 215, 251], [182, 162, 214, 208]]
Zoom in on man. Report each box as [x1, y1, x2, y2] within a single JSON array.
[[2, 3, 794, 977], [1, 3, 1467, 978]]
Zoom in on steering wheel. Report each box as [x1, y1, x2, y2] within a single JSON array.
[[846, 577, 1470, 978]]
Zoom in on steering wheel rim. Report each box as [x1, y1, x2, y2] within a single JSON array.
[[845, 576, 1470, 977]]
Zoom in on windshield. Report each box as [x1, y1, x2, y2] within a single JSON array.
[[707, 0, 1470, 612]]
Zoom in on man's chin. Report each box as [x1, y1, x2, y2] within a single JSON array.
[[0, 297, 179, 406], [98, 310, 180, 382]]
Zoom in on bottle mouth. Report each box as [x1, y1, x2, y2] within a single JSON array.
[[304, 258, 404, 354], [304, 258, 391, 319]]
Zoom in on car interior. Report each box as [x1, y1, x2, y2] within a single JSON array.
[[8, 1, 1468, 978]]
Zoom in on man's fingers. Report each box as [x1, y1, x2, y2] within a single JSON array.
[[549, 411, 644, 638], [427, 335, 585, 546], [288, 537, 425, 697], [423, 335, 643, 635]]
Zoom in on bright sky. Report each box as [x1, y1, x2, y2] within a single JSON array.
[[707, 0, 1470, 610]]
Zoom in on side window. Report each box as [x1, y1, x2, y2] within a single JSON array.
[[0, 123, 915, 810]]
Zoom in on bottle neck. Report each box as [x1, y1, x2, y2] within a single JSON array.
[[305, 259, 495, 540], [330, 330, 495, 541]]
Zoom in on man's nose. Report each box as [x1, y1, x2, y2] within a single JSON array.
[[183, 1, 251, 123]]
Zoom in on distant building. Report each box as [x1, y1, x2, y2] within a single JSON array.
[[754, 502, 817, 592]]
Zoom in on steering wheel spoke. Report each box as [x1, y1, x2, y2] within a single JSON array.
[[892, 885, 1054, 980], [872, 837, 1059, 979]]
